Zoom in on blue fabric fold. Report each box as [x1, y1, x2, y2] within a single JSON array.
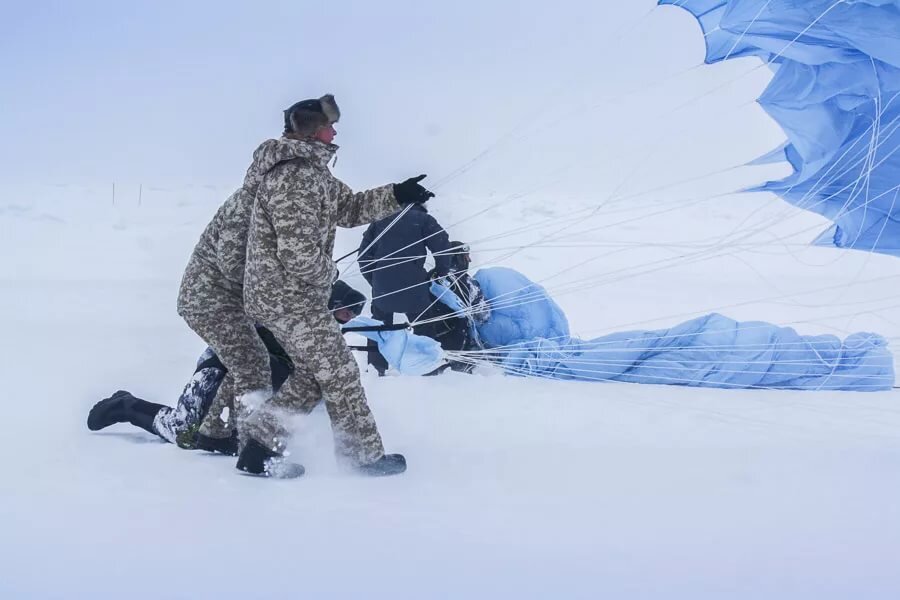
[[474, 268, 895, 390], [660, 0, 900, 257]]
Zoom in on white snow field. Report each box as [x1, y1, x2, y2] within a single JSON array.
[[2, 178, 899, 599]]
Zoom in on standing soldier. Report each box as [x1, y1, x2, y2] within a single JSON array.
[[237, 94, 434, 478], [176, 127, 321, 449]]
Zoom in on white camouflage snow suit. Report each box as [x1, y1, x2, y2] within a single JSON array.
[[241, 137, 400, 466]]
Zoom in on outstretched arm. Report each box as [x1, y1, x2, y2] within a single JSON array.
[[335, 181, 400, 228]]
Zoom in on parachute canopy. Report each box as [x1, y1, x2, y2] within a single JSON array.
[[471, 268, 895, 390], [661, 0, 900, 256]]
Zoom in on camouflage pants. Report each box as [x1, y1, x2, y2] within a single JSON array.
[[177, 255, 272, 428], [245, 300, 385, 467], [198, 350, 298, 439]]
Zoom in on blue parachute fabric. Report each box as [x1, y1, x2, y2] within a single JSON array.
[[473, 268, 894, 390], [430, 280, 465, 313], [472, 267, 569, 348], [344, 316, 444, 376], [660, 0, 900, 257]]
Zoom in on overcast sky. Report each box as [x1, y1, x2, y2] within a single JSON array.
[[1, 0, 784, 199]]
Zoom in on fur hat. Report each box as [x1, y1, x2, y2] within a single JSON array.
[[283, 94, 340, 137]]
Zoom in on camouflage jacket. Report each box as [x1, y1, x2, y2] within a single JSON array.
[[188, 139, 321, 286], [244, 138, 399, 314]]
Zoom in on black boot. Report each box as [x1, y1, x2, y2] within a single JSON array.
[[357, 453, 407, 477], [87, 390, 165, 436], [194, 430, 240, 456], [236, 439, 305, 479]]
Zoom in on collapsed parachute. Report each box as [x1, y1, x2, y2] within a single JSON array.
[[367, 268, 894, 390], [661, 0, 900, 256], [468, 268, 894, 390]]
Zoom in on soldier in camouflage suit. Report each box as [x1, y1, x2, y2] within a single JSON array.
[[176, 132, 322, 440], [236, 94, 435, 478]]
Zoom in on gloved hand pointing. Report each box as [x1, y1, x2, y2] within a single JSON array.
[[393, 174, 435, 206]]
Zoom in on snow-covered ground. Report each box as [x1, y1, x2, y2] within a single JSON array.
[[2, 180, 899, 599]]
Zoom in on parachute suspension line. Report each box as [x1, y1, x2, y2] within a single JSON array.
[[479, 62, 711, 175], [767, 0, 848, 65], [429, 3, 660, 191], [841, 65, 888, 252], [452, 320, 900, 353], [521, 200, 900, 308], [410, 279, 453, 326], [700, 117, 890, 269], [334, 247, 360, 264], [348, 178, 743, 285], [794, 96, 900, 224], [467, 207, 811, 319], [509, 100, 764, 254], [472, 352, 898, 388], [357, 236, 627, 317], [409, 261, 589, 329], [444, 350, 894, 392], [456, 344, 894, 360], [345, 249, 472, 280], [341, 224, 447, 281], [357, 4, 897, 358], [418, 3, 896, 389], [459, 177, 752, 293], [348, 203, 414, 278], [586, 63, 707, 113], [448, 354, 896, 390], [652, 0, 850, 128], [406, 243, 472, 326], [766, 111, 900, 257], [409, 232, 658, 328], [345, 95, 733, 280], [438, 273, 900, 354], [660, 0, 872, 253], [348, 95, 774, 287], [451, 353, 893, 382], [815, 80, 897, 390], [408, 184, 900, 332], [810, 80, 891, 281], [658, 109, 900, 271], [343, 161, 592, 279], [408, 193, 900, 328], [424, 3, 877, 284], [721, 0, 774, 62], [394, 10, 777, 254], [709, 89, 900, 244]]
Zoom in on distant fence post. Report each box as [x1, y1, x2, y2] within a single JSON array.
[[112, 182, 116, 205], [138, 183, 143, 207]]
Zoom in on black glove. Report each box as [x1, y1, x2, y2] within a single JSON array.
[[393, 174, 435, 205]]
